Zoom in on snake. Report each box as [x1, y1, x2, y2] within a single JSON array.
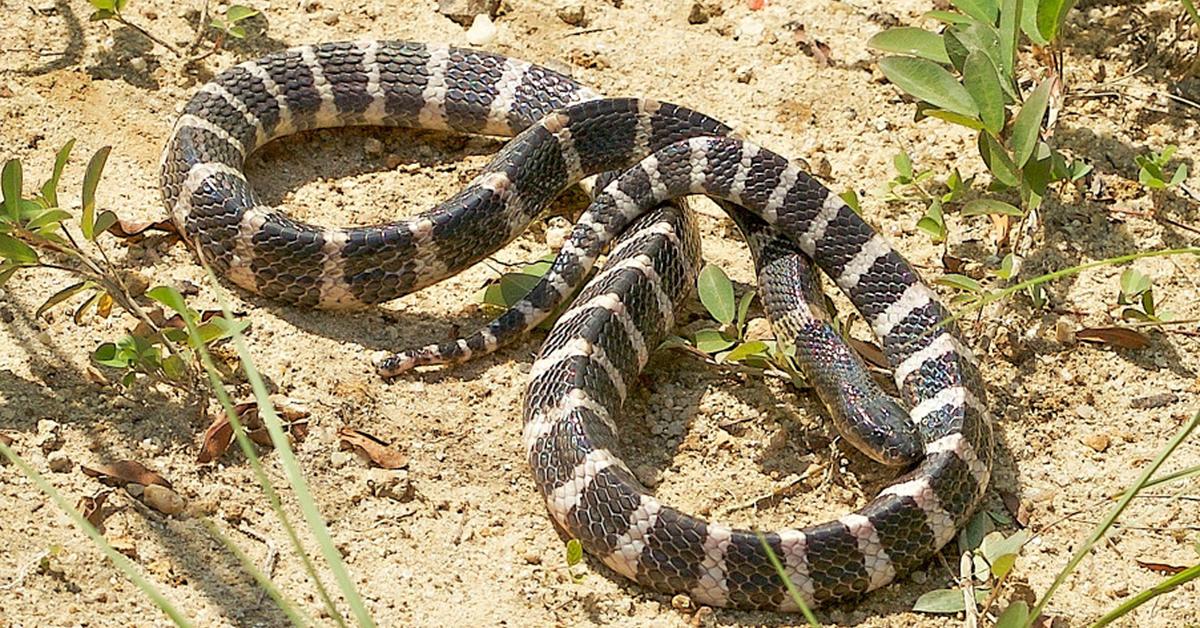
[[160, 41, 992, 611]]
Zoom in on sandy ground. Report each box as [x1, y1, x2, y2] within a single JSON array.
[[1, 0, 1199, 626]]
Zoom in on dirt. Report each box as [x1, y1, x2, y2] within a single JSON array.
[[2, 0, 1199, 626]]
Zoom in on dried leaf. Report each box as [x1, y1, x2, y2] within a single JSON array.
[[104, 218, 177, 238], [77, 489, 112, 528], [338, 427, 409, 469], [81, 460, 172, 489], [1076, 327, 1150, 349], [847, 338, 888, 370], [1135, 559, 1187, 575], [197, 398, 309, 463], [999, 489, 1029, 527], [942, 253, 966, 273], [0, 433, 12, 448], [197, 414, 234, 464]]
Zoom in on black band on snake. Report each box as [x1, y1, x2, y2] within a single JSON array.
[[161, 41, 992, 611]]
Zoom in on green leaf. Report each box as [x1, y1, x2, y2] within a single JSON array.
[[88, 0, 116, 10], [1020, 0, 1048, 44], [867, 28, 951, 64], [0, 263, 18, 288], [923, 10, 974, 24], [1120, 268, 1151, 297], [723, 340, 770, 364], [146, 285, 190, 317], [80, 146, 111, 241], [479, 258, 553, 308], [25, 209, 71, 231], [161, 354, 188, 380], [92, 210, 118, 237], [921, 107, 986, 131], [962, 198, 1023, 217], [1012, 79, 1053, 168], [995, 253, 1016, 280], [697, 264, 735, 324], [950, 0, 999, 23], [894, 152, 914, 180], [937, 273, 984, 294], [89, 9, 116, 21], [981, 529, 1030, 578], [40, 139, 75, 209], [978, 132, 1019, 187], [2, 159, 22, 221], [565, 538, 583, 567], [878, 56, 980, 119], [0, 233, 38, 264], [995, 601, 1030, 628], [1069, 159, 1092, 181], [997, 0, 1021, 79], [1036, 0, 1079, 42], [228, 25, 247, 39], [913, 588, 975, 614], [917, 199, 947, 244], [1169, 164, 1188, 188], [92, 342, 130, 368], [962, 52, 1005, 135], [694, 329, 735, 354], [36, 282, 91, 319], [736, 291, 755, 331], [226, 5, 259, 21], [838, 189, 861, 214]]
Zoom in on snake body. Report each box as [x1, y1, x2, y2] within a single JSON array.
[[162, 41, 992, 610]]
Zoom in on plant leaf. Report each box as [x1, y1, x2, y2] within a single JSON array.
[[566, 538, 584, 567], [878, 56, 980, 119], [962, 199, 1023, 217], [36, 282, 90, 319], [2, 159, 22, 221], [1020, 0, 1048, 44], [867, 28, 951, 64], [936, 273, 983, 293], [962, 52, 1005, 135], [226, 4, 259, 21], [0, 233, 38, 264], [978, 132, 1019, 187], [697, 264, 735, 324], [913, 588, 970, 614], [995, 601, 1030, 628], [997, 0, 1021, 79], [81, 146, 112, 241], [1012, 79, 1053, 168], [694, 329, 735, 354], [950, 0, 999, 23], [924, 10, 973, 24], [1036, 0, 1079, 42], [92, 210, 119, 237], [146, 285, 190, 317], [40, 139, 75, 209], [1076, 326, 1150, 349], [723, 340, 770, 364]]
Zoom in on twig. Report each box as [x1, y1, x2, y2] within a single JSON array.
[[559, 27, 614, 38], [238, 524, 279, 604], [114, 15, 181, 57], [1107, 206, 1200, 235]]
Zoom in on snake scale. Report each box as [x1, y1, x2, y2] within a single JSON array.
[[161, 41, 992, 611]]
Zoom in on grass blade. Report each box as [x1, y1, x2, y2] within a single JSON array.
[[1027, 410, 1199, 625], [201, 519, 316, 627], [1092, 563, 1200, 626], [0, 441, 194, 626], [756, 532, 821, 628]]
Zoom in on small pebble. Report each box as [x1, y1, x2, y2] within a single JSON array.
[[671, 593, 694, 611], [126, 482, 146, 498], [633, 464, 659, 488], [437, 0, 500, 26], [47, 450, 71, 472], [735, 17, 764, 43], [1081, 432, 1110, 452], [734, 65, 754, 83], [331, 450, 354, 468], [364, 138, 384, 156], [322, 12, 339, 25], [688, 1, 710, 24], [466, 14, 497, 46], [1055, 319, 1075, 344], [872, 118, 890, 132], [143, 484, 186, 515], [556, 2, 587, 26], [1130, 392, 1177, 409], [129, 57, 147, 72], [523, 550, 542, 565], [1075, 404, 1096, 419]]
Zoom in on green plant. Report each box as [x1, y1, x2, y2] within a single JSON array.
[[87, 0, 181, 56], [868, 0, 1092, 232], [1117, 268, 1173, 323], [1135, 145, 1189, 191], [911, 510, 1029, 616], [564, 538, 585, 583], [1, 142, 244, 393], [684, 263, 799, 373], [210, 5, 259, 40]]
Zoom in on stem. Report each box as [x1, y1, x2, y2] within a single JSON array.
[[115, 14, 181, 56], [1091, 563, 1200, 627]]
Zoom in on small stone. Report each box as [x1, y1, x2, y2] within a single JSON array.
[[364, 138, 384, 156], [36, 419, 62, 453], [735, 17, 764, 42], [47, 450, 71, 472], [671, 593, 694, 611], [693, 606, 716, 627], [1131, 392, 1177, 409], [143, 484, 186, 515], [523, 550, 542, 565], [556, 2, 587, 26], [125, 482, 146, 498], [331, 450, 354, 468], [734, 65, 754, 83], [303, 0, 321, 13], [545, 224, 570, 249], [129, 57, 147, 72], [633, 464, 659, 488], [438, 0, 501, 26], [368, 468, 414, 502], [910, 569, 927, 584], [687, 1, 709, 24], [1081, 432, 1110, 452], [1075, 404, 1096, 420], [873, 117, 890, 132], [322, 12, 339, 25], [465, 14, 497, 46], [0, 84, 11, 98]]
